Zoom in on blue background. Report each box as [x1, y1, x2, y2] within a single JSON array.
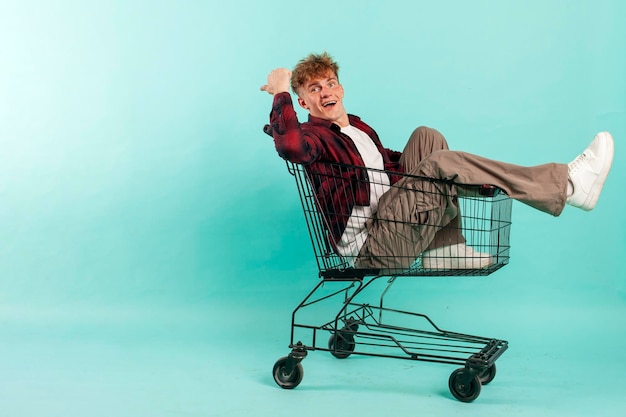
[[1, 1, 624, 416]]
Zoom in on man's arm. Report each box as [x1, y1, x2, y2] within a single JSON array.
[[260, 68, 291, 95], [261, 68, 322, 164]]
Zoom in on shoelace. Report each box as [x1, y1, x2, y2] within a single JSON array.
[[568, 151, 590, 174]]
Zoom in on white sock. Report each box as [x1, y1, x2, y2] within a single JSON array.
[[567, 178, 574, 197]]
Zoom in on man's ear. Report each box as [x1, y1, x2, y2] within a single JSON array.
[[297, 97, 309, 110]]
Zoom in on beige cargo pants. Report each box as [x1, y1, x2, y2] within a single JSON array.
[[355, 126, 568, 271]]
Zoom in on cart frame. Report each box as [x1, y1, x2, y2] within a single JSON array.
[[270, 151, 513, 402]]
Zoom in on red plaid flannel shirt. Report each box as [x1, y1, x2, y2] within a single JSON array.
[[269, 92, 403, 242]]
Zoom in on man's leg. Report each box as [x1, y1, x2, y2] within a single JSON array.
[[356, 148, 567, 272], [416, 150, 569, 215], [399, 126, 449, 172], [399, 127, 465, 250], [356, 131, 612, 271], [355, 174, 452, 272], [355, 127, 484, 272], [410, 131, 614, 216]]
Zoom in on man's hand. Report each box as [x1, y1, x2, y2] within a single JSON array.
[[260, 68, 292, 95]]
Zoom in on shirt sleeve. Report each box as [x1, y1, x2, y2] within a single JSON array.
[[384, 148, 402, 164], [270, 92, 322, 165]]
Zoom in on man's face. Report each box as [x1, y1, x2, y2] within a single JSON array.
[[297, 72, 349, 127]]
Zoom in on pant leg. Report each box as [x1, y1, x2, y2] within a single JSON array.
[[400, 127, 465, 250], [417, 150, 569, 216], [399, 126, 450, 172], [355, 174, 454, 272], [355, 126, 460, 272], [355, 132, 569, 272]]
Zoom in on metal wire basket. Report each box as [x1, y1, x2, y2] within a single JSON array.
[[271, 155, 513, 402]]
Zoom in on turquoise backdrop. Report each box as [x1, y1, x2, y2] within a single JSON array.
[[1, 1, 624, 416]]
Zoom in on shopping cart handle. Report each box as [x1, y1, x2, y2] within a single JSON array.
[[479, 185, 500, 197]]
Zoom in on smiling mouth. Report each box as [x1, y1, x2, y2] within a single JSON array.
[[322, 101, 337, 108]]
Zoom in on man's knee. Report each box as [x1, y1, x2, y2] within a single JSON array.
[[409, 126, 448, 150], [410, 126, 432, 139]]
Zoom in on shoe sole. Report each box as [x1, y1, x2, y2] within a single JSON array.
[[422, 256, 494, 270], [583, 132, 614, 211]]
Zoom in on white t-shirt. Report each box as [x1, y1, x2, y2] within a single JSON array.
[[335, 125, 391, 264]]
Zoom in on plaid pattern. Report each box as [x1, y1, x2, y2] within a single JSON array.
[[269, 92, 403, 241]]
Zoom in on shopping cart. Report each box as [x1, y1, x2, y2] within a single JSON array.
[[265, 126, 513, 402]]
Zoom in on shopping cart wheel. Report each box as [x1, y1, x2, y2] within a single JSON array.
[[448, 368, 482, 402], [272, 356, 304, 389], [478, 364, 497, 385], [328, 332, 355, 359]]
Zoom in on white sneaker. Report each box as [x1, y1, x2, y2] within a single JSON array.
[[421, 243, 493, 270], [567, 132, 614, 211]]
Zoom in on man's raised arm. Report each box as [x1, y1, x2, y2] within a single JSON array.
[[260, 68, 292, 95]]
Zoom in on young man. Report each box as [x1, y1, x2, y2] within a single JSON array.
[[260, 52, 614, 271]]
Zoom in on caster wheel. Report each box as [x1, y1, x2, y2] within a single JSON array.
[[478, 364, 496, 385], [272, 356, 304, 389], [328, 331, 355, 359], [449, 368, 482, 402]]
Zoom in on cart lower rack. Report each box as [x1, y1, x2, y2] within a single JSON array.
[[271, 159, 513, 402]]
